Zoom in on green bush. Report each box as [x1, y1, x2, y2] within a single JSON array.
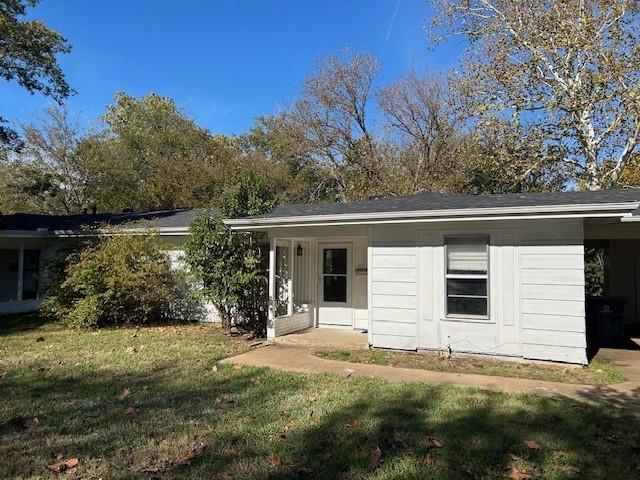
[[43, 234, 182, 328], [585, 246, 606, 297], [185, 168, 275, 334]]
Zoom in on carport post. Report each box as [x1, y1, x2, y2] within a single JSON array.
[[287, 240, 294, 316], [17, 243, 24, 301], [267, 236, 276, 339]]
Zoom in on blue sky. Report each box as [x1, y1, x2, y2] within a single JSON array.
[[2, 0, 465, 135]]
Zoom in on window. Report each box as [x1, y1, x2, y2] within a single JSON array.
[[322, 248, 347, 303], [0, 249, 19, 302], [22, 250, 40, 300], [445, 236, 489, 318]]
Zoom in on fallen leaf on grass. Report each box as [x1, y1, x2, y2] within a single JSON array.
[[346, 419, 361, 429], [419, 453, 438, 467], [523, 440, 541, 450], [508, 461, 534, 480], [142, 443, 206, 473], [125, 346, 136, 354], [119, 388, 131, 399], [367, 446, 382, 467], [211, 365, 218, 372], [25, 417, 40, 428], [175, 443, 205, 467], [214, 394, 237, 405], [47, 457, 79, 473], [426, 436, 443, 449], [124, 407, 136, 415], [267, 455, 281, 467]]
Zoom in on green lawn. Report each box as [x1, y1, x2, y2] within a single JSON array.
[[1, 314, 639, 479], [319, 349, 627, 385]]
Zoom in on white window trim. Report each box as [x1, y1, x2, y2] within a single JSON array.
[[444, 235, 490, 321]]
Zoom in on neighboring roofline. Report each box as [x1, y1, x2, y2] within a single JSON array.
[[0, 226, 191, 239], [225, 201, 640, 230]]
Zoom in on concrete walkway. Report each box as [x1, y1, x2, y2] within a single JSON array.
[[221, 337, 640, 411]]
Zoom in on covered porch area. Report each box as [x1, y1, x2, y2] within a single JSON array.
[[584, 218, 640, 351], [266, 229, 369, 342]]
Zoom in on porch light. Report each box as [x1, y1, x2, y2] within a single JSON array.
[[296, 244, 303, 256]]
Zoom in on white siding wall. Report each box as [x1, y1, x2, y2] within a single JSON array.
[[166, 249, 221, 322], [369, 219, 587, 364], [520, 221, 587, 364], [370, 226, 418, 350]]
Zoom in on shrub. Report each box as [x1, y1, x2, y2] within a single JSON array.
[[185, 168, 275, 334], [43, 234, 182, 328]]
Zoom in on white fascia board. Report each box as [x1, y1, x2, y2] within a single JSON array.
[[226, 202, 639, 230], [53, 227, 190, 237], [0, 230, 54, 239], [0, 227, 190, 239]]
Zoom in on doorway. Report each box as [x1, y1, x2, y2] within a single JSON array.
[[317, 243, 353, 327]]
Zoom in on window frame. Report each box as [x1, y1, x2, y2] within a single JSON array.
[[322, 247, 349, 304], [444, 235, 490, 320]]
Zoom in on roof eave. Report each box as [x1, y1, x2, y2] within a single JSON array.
[[226, 201, 640, 230]]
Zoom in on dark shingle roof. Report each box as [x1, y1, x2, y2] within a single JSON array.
[[0, 208, 212, 232], [245, 189, 640, 220]]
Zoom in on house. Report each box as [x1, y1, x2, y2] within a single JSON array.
[[226, 189, 640, 365], [0, 209, 211, 316], [3, 189, 640, 366]]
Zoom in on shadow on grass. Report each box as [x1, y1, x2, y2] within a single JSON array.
[[0, 312, 55, 336], [2, 362, 640, 479]]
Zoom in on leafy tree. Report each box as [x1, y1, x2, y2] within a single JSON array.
[[430, 0, 640, 190], [185, 169, 275, 333], [239, 115, 333, 203], [98, 92, 232, 210], [283, 52, 394, 201], [0, 105, 100, 214], [0, 0, 72, 151]]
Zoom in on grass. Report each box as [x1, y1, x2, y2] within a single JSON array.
[[1, 314, 639, 479], [318, 349, 628, 385]]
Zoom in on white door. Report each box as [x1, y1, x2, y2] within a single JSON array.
[[317, 243, 353, 327]]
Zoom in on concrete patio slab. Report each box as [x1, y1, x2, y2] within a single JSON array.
[[272, 327, 368, 350]]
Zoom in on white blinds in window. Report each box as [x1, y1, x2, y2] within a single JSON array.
[[446, 238, 488, 273]]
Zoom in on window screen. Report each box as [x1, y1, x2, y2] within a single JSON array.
[[445, 236, 488, 317]]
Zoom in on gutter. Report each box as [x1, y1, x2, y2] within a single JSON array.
[[225, 201, 640, 230], [0, 226, 190, 239]]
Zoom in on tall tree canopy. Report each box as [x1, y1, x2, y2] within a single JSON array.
[[0, 0, 72, 152], [260, 52, 564, 202], [431, 0, 640, 190], [0, 105, 98, 214]]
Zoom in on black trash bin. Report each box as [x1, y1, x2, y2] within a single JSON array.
[[586, 296, 626, 348]]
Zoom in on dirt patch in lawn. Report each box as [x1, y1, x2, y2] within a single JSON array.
[[317, 349, 627, 385]]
